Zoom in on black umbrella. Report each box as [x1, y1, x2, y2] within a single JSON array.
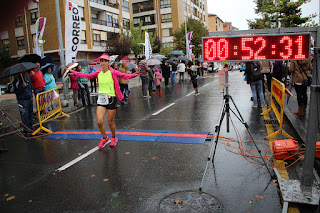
[[178, 56, 189, 62], [77, 61, 91, 67], [0, 62, 38, 79], [169, 50, 184, 56], [17, 54, 41, 63], [168, 57, 178, 63]]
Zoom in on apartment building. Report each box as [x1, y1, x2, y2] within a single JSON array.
[[0, 0, 132, 61], [223, 22, 239, 31], [207, 14, 223, 32], [132, 0, 208, 46]]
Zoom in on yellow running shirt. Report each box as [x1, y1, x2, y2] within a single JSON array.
[[97, 70, 115, 96]]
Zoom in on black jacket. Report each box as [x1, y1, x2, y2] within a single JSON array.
[[13, 74, 33, 101], [161, 63, 171, 78]]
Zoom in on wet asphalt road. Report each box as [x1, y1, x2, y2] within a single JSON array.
[[0, 71, 302, 212]]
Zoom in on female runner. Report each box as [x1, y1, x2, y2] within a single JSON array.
[[68, 54, 139, 148]]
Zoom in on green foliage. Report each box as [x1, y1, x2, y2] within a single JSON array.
[[173, 17, 208, 57], [123, 21, 159, 59], [105, 35, 131, 56], [248, 0, 318, 29], [160, 42, 174, 57]]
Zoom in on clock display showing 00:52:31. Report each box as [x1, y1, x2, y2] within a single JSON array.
[[202, 34, 310, 61]]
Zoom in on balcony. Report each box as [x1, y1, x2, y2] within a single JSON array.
[[89, 0, 119, 9], [92, 18, 107, 26]]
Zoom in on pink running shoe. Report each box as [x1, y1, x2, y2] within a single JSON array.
[[98, 136, 110, 148], [110, 137, 118, 147]]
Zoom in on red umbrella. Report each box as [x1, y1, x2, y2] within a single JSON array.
[[120, 56, 133, 62]]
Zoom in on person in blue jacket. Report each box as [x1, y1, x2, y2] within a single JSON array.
[[42, 64, 57, 110], [13, 71, 33, 135]]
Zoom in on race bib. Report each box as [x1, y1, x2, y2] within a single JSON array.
[[191, 65, 197, 71], [97, 93, 109, 105]]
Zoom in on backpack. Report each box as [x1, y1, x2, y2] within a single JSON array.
[[250, 62, 262, 82]]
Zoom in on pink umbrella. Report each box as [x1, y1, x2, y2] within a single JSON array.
[[92, 53, 110, 64], [120, 56, 133, 62]]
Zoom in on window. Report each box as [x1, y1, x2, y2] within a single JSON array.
[[30, 9, 38, 24], [79, 7, 84, 21], [93, 33, 101, 46], [123, 19, 129, 28], [162, 28, 172, 37], [160, 0, 171, 8], [134, 18, 140, 25], [133, 0, 154, 13], [15, 16, 23, 27], [145, 16, 151, 23], [17, 38, 25, 50], [161, 14, 172, 23], [2, 39, 10, 51], [90, 0, 106, 5], [122, 0, 129, 12], [81, 31, 86, 44]]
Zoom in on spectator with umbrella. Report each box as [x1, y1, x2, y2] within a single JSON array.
[[41, 63, 57, 110], [161, 60, 170, 87], [30, 62, 45, 98], [13, 70, 34, 136], [139, 56, 151, 98], [177, 60, 186, 83], [0, 62, 38, 137], [76, 64, 91, 106]]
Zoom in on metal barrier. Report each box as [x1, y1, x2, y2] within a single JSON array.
[[32, 88, 69, 135], [261, 77, 293, 140]]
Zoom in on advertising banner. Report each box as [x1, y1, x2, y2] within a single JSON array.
[[187, 31, 193, 59], [65, 0, 81, 65], [35, 17, 47, 57], [145, 32, 153, 60]]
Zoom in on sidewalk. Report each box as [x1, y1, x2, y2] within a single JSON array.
[[0, 77, 142, 135]]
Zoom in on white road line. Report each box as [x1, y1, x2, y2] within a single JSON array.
[[186, 92, 194, 96], [152, 103, 175, 115], [57, 143, 109, 172], [203, 83, 209, 87]]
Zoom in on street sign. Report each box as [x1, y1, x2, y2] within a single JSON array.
[[202, 33, 310, 61]]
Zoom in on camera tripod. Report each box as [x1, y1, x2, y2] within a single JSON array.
[[199, 71, 274, 191]]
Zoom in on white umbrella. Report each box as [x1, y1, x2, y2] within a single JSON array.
[[147, 58, 162, 66]]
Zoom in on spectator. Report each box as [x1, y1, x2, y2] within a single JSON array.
[[77, 65, 91, 106], [289, 60, 313, 116], [154, 68, 162, 94], [29, 62, 45, 98], [171, 59, 178, 84], [177, 60, 185, 83], [13, 71, 33, 136], [66, 63, 80, 107], [272, 61, 283, 82], [161, 61, 170, 87], [261, 61, 273, 92], [245, 61, 266, 108], [119, 62, 131, 104], [89, 66, 97, 93], [42, 64, 57, 110], [138, 56, 150, 98]]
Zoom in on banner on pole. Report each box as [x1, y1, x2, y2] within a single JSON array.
[[145, 32, 153, 60], [65, 0, 81, 65], [187, 31, 193, 59], [35, 17, 47, 57]]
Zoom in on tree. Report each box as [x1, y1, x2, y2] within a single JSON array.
[[105, 35, 131, 56], [124, 21, 159, 61], [248, 0, 317, 29], [160, 42, 174, 57], [173, 17, 208, 57]]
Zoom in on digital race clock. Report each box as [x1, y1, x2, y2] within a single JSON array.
[[202, 33, 310, 62]]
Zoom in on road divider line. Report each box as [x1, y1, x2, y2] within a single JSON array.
[[56, 145, 107, 172], [152, 103, 175, 115], [203, 83, 209, 87], [186, 92, 194, 97]]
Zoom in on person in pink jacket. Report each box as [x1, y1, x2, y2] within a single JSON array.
[[66, 63, 80, 107], [154, 68, 162, 94], [67, 54, 139, 148]]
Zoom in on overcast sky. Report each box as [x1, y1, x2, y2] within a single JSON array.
[[207, 0, 319, 30]]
